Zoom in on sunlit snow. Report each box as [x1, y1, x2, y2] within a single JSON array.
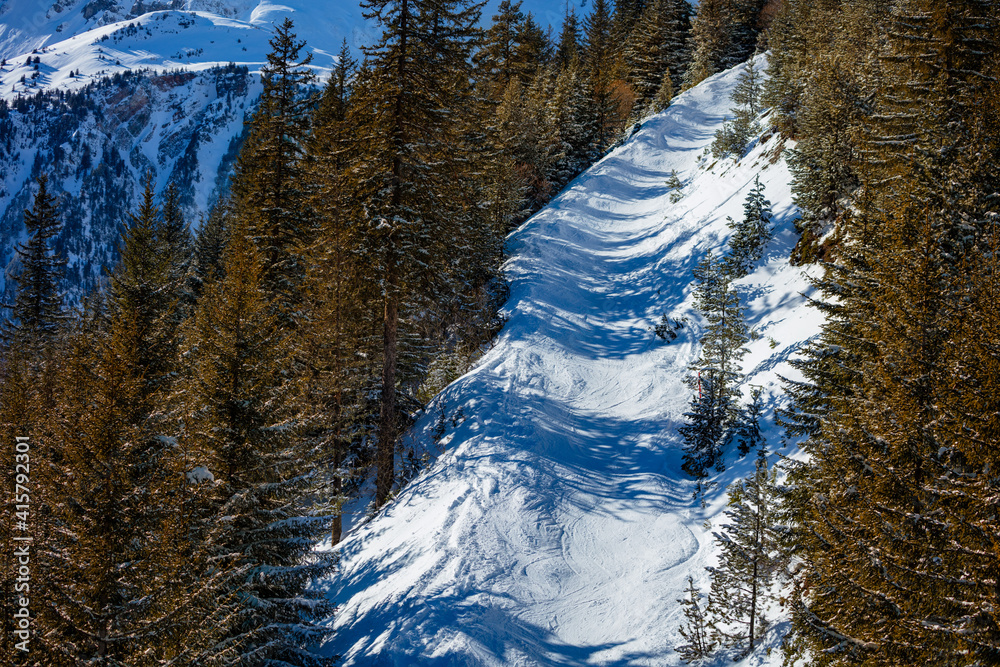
[[319, 56, 824, 666]]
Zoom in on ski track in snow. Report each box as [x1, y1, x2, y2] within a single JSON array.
[[321, 57, 825, 666]]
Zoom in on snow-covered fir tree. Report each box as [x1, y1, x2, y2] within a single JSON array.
[[676, 575, 716, 663], [724, 174, 773, 277], [707, 455, 781, 655]]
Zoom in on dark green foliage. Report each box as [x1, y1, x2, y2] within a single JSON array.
[[193, 199, 230, 292], [583, 0, 620, 148], [183, 217, 335, 666], [684, 0, 767, 88], [711, 57, 762, 159], [623, 0, 691, 117], [230, 18, 317, 314], [680, 370, 725, 493], [349, 0, 487, 506], [679, 250, 750, 492], [778, 2, 1000, 665], [4, 174, 66, 349], [555, 7, 581, 70], [707, 456, 780, 655], [734, 386, 766, 457], [724, 175, 773, 277]]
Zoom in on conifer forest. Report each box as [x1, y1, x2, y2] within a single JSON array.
[[0, 0, 998, 665]]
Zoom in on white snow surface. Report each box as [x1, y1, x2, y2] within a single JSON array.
[[320, 58, 824, 666]]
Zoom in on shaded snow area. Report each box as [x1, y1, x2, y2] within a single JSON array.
[[320, 57, 824, 666]]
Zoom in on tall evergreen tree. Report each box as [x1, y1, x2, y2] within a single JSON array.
[[781, 2, 1000, 664], [193, 199, 230, 293], [684, 0, 766, 89], [679, 250, 750, 491], [4, 174, 65, 349], [182, 218, 335, 665], [34, 175, 183, 665], [582, 0, 620, 149], [554, 6, 581, 70], [348, 0, 484, 506], [230, 18, 316, 315], [707, 456, 780, 654], [475, 0, 528, 96], [679, 370, 725, 496], [623, 0, 691, 117], [734, 386, 766, 458]]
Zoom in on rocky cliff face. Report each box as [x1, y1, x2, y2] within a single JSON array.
[[0, 63, 259, 304]]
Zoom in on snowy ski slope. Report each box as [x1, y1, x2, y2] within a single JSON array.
[[320, 58, 825, 666]]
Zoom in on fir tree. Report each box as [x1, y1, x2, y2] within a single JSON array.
[[582, 0, 620, 149], [4, 174, 66, 349], [475, 0, 529, 96], [348, 0, 485, 506], [690, 250, 749, 418], [679, 250, 750, 491], [159, 181, 194, 310], [711, 58, 763, 159], [555, 6, 581, 70], [781, 2, 1000, 664], [679, 370, 725, 496], [182, 218, 335, 664], [676, 575, 716, 663], [623, 0, 691, 117], [707, 456, 780, 655], [647, 69, 675, 116], [192, 199, 229, 293], [545, 61, 599, 189], [230, 18, 316, 316], [684, 0, 766, 89], [34, 176, 187, 665], [724, 174, 773, 277], [734, 386, 766, 458]]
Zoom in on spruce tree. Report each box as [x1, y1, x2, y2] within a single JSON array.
[[545, 61, 599, 189], [230, 18, 316, 316], [623, 0, 691, 117], [193, 199, 230, 293], [182, 218, 335, 665], [675, 576, 716, 663], [781, 2, 1000, 664], [690, 250, 749, 420], [475, 0, 530, 97], [734, 386, 766, 458], [582, 0, 620, 149], [348, 0, 484, 506], [707, 456, 780, 655], [724, 175, 773, 277], [4, 174, 65, 349], [679, 371, 724, 496], [35, 175, 184, 665], [684, 0, 766, 89], [679, 250, 750, 492], [554, 6, 581, 70], [711, 58, 763, 160]]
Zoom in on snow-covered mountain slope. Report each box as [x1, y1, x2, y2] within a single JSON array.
[[319, 57, 823, 666], [0, 0, 569, 83], [0, 0, 570, 304], [0, 64, 258, 302]]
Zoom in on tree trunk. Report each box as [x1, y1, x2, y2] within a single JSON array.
[[376, 261, 398, 507]]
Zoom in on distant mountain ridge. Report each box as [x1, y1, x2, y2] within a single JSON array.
[[0, 0, 574, 308]]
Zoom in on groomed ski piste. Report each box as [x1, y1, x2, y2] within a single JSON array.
[[320, 57, 825, 666]]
